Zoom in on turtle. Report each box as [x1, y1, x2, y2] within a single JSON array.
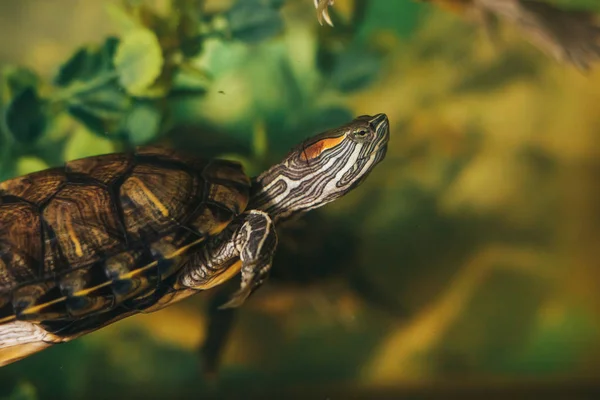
[[313, 0, 600, 70], [0, 113, 389, 367]]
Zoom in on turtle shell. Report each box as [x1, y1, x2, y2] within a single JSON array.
[[0, 147, 250, 336]]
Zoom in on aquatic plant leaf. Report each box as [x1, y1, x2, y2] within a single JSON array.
[[5, 88, 46, 144], [54, 38, 119, 87], [124, 103, 162, 145], [172, 0, 204, 57], [54, 48, 100, 87], [67, 105, 121, 138], [0, 66, 40, 104], [114, 28, 164, 96], [64, 81, 131, 137], [70, 83, 132, 119]]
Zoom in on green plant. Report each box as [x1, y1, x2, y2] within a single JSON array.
[[0, 0, 390, 182]]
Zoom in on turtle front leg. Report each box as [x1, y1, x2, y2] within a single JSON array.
[[219, 210, 278, 309]]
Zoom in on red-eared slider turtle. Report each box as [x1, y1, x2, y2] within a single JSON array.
[[0, 113, 390, 367], [314, 0, 600, 70]]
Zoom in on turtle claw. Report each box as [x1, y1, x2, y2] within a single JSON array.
[[314, 0, 335, 27], [218, 210, 276, 309], [218, 285, 253, 309]]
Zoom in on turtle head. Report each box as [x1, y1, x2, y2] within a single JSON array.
[[251, 113, 389, 221]]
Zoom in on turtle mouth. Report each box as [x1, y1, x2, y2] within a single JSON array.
[[370, 144, 388, 165], [359, 119, 389, 162], [357, 145, 387, 163], [376, 144, 388, 159]]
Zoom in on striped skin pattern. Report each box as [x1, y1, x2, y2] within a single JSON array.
[[177, 209, 277, 309], [180, 114, 389, 307], [250, 113, 389, 222], [0, 114, 389, 366]]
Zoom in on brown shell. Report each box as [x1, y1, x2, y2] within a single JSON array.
[[0, 146, 250, 333]]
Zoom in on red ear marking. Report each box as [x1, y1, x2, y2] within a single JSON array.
[[299, 135, 345, 161]]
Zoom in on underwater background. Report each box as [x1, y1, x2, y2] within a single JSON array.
[[1, 0, 600, 398]]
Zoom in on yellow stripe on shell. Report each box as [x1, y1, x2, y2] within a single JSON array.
[[63, 210, 84, 258], [9, 236, 211, 321], [128, 177, 170, 217], [71, 236, 207, 298]]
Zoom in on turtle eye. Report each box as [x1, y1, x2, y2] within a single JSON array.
[[352, 128, 371, 141]]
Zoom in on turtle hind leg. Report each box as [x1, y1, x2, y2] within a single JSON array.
[[219, 210, 278, 309], [199, 284, 238, 378]]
